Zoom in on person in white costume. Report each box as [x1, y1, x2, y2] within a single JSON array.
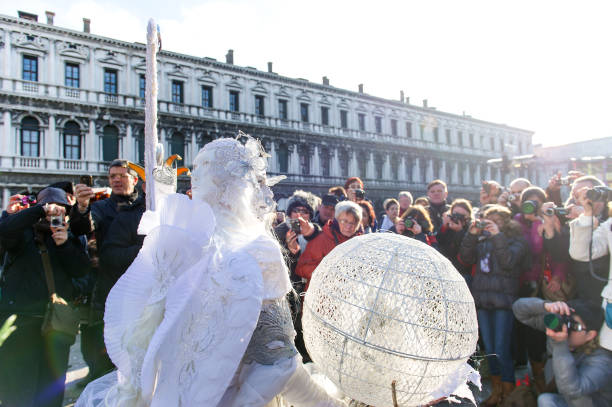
[[76, 134, 346, 407]]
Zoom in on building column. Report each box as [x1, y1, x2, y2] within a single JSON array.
[[289, 144, 300, 174], [451, 162, 459, 185], [1, 111, 11, 157], [46, 115, 56, 158], [2, 187, 10, 211], [124, 124, 134, 162], [425, 158, 434, 182], [311, 145, 321, 176], [398, 156, 407, 182], [440, 161, 446, 182], [268, 140, 278, 173], [474, 164, 482, 185], [366, 152, 375, 180], [382, 154, 392, 180], [463, 163, 470, 186], [349, 149, 359, 177], [412, 157, 421, 183], [486, 165, 492, 180], [86, 119, 96, 164], [333, 148, 342, 177]]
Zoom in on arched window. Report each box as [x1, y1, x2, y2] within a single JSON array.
[[63, 121, 81, 159], [299, 146, 310, 175], [358, 152, 367, 179], [21, 116, 40, 157], [277, 143, 289, 173], [102, 125, 119, 162], [170, 132, 185, 159], [375, 153, 383, 180], [339, 149, 349, 177]]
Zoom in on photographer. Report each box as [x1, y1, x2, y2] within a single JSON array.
[[437, 199, 473, 282], [345, 176, 365, 203], [391, 205, 438, 248], [69, 159, 141, 384], [426, 180, 450, 234], [480, 180, 503, 206], [458, 205, 528, 405], [398, 191, 413, 215], [0, 187, 90, 407], [568, 182, 611, 303], [498, 177, 531, 216], [313, 194, 339, 228], [512, 298, 612, 406]]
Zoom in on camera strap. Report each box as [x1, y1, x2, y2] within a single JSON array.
[[37, 241, 57, 298]]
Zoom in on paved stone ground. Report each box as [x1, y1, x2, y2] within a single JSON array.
[[62, 334, 527, 406]]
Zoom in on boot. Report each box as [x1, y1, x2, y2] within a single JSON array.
[[483, 375, 502, 406], [531, 360, 546, 394], [501, 381, 516, 404]]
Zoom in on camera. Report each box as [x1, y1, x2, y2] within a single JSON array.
[[474, 220, 487, 229], [287, 218, 301, 234], [50, 215, 64, 228], [404, 217, 416, 228], [354, 188, 365, 200], [586, 186, 612, 202], [544, 207, 568, 217], [559, 176, 571, 186], [80, 174, 93, 187], [521, 200, 539, 215], [449, 213, 466, 224], [543, 313, 584, 332], [507, 194, 517, 202], [20, 195, 36, 206]]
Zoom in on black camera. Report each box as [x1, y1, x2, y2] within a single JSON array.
[[50, 215, 63, 228], [404, 217, 416, 228], [543, 313, 585, 332], [586, 186, 612, 202], [354, 188, 365, 200], [474, 220, 487, 229], [80, 174, 93, 187], [449, 213, 466, 224], [544, 207, 568, 217], [521, 200, 539, 215], [287, 219, 301, 234]]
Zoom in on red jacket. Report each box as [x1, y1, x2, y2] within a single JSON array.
[[295, 220, 360, 290]]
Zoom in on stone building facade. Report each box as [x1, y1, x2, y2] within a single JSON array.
[[0, 12, 533, 208]]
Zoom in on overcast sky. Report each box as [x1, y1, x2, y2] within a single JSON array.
[[3, 0, 611, 147]]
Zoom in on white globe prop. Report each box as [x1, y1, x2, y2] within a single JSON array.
[[302, 233, 479, 406]]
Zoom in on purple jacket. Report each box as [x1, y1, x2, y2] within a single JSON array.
[[514, 214, 568, 285]]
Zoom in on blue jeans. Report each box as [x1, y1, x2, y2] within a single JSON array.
[[478, 309, 515, 383], [538, 393, 568, 407]]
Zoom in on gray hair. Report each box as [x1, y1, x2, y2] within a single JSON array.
[[398, 191, 413, 201], [335, 200, 362, 223]]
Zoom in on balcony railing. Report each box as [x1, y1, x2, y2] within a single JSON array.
[[3, 78, 512, 159]]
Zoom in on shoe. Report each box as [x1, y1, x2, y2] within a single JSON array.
[[483, 375, 502, 406]]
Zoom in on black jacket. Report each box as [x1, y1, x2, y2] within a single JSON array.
[[459, 231, 528, 310], [273, 221, 321, 289], [95, 196, 146, 311], [427, 202, 451, 235], [437, 225, 471, 275], [0, 205, 90, 316]]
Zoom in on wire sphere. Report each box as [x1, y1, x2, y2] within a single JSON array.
[[302, 233, 478, 406]]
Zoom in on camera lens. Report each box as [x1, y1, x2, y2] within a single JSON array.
[[521, 200, 538, 215]]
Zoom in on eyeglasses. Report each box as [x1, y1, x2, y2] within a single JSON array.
[[109, 173, 131, 180], [338, 218, 357, 227], [292, 208, 310, 215]]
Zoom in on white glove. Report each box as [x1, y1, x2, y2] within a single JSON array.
[[281, 362, 347, 407]]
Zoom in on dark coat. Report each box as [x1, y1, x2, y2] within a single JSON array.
[[459, 231, 528, 310], [437, 225, 471, 275], [96, 195, 146, 311], [427, 202, 450, 234], [0, 205, 90, 316], [273, 221, 321, 289]]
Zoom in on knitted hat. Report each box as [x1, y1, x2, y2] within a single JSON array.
[[285, 190, 320, 219], [321, 194, 339, 207], [37, 187, 70, 207], [567, 299, 604, 331]]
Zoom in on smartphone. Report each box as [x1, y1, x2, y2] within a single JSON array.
[[80, 175, 93, 187], [288, 219, 301, 234]]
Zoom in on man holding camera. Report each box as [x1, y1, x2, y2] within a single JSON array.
[[512, 298, 612, 407], [498, 177, 531, 216], [69, 159, 141, 384], [0, 187, 90, 407], [426, 180, 450, 234]]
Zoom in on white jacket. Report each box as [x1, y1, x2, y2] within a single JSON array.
[[569, 215, 612, 351]]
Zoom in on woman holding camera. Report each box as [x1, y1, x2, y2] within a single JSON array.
[[458, 205, 528, 406], [0, 187, 90, 407], [390, 205, 438, 249], [437, 199, 473, 282]]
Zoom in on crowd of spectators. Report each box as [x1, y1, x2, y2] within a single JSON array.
[[0, 159, 611, 407]]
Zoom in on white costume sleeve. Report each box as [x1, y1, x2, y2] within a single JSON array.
[[281, 361, 347, 407], [568, 216, 610, 262]]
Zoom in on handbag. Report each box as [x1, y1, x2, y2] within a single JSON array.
[[38, 241, 79, 344]]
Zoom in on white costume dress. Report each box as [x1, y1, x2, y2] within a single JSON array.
[[77, 137, 345, 407]]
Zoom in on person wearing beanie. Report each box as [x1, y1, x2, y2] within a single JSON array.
[[513, 298, 612, 407], [272, 190, 322, 363], [0, 187, 91, 407], [313, 193, 339, 228]]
